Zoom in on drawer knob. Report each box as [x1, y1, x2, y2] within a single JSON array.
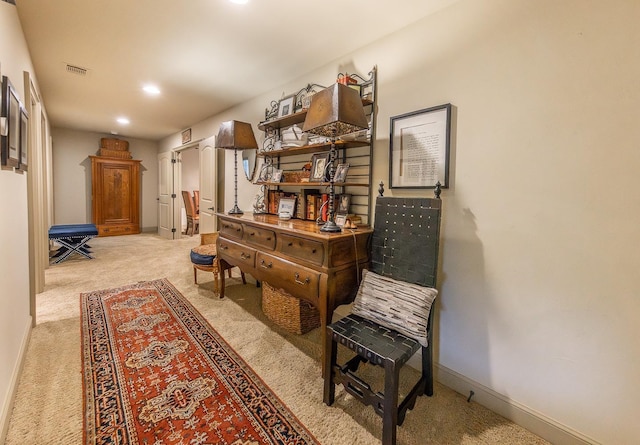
[[294, 272, 311, 286], [220, 245, 228, 251], [250, 232, 255, 236], [260, 259, 273, 269], [240, 252, 251, 260]]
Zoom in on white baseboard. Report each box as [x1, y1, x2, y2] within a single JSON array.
[[0, 316, 32, 444], [433, 363, 600, 445], [332, 305, 598, 444]]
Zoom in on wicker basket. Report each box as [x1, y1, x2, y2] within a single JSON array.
[[261, 282, 320, 334], [99, 148, 132, 159], [100, 137, 129, 151]]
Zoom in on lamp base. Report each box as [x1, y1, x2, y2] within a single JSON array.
[[320, 220, 342, 233], [228, 205, 243, 215]]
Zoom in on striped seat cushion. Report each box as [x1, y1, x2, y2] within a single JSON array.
[[351, 269, 437, 347]]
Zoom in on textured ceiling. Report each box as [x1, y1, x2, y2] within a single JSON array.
[[16, 0, 457, 140]]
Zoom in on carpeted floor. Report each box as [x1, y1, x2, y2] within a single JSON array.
[[5, 233, 550, 444]]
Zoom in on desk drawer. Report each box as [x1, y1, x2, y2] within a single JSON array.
[[219, 220, 244, 239], [244, 225, 276, 250], [217, 237, 256, 268], [279, 233, 325, 266], [256, 252, 321, 303]]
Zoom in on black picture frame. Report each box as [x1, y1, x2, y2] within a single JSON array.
[[389, 103, 451, 189], [309, 152, 330, 182], [18, 106, 28, 171], [1, 76, 21, 168]]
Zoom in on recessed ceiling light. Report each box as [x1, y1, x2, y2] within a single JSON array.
[[143, 84, 161, 95], [117, 117, 130, 125]]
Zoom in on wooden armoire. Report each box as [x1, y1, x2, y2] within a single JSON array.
[[90, 155, 141, 236]]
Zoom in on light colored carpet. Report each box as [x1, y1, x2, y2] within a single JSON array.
[[5, 233, 549, 444]]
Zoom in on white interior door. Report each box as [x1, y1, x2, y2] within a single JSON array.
[[157, 151, 175, 239], [199, 136, 217, 233]]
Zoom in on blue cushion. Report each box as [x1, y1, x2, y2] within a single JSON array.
[[48, 224, 98, 239], [190, 244, 216, 265]]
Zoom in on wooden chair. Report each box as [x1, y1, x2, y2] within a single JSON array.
[[193, 190, 200, 214], [182, 190, 199, 236], [323, 186, 442, 445], [191, 232, 246, 297]]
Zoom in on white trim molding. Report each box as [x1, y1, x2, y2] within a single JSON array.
[[0, 317, 31, 443], [434, 363, 600, 445]]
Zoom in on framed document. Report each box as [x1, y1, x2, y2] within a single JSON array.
[[389, 103, 451, 189]]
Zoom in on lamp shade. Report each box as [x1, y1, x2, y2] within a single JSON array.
[[302, 83, 368, 137], [215, 120, 258, 150]]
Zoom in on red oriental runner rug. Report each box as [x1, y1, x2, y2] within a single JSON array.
[[81, 278, 319, 445]]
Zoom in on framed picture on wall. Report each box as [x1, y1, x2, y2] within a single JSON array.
[[18, 106, 28, 171], [1, 76, 21, 168], [389, 103, 451, 189]]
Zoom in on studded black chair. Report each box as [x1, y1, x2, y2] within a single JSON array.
[[323, 187, 442, 445]]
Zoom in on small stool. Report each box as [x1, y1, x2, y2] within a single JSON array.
[[48, 224, 99, 264]]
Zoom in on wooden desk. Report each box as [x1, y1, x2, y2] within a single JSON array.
[[216, 213, 372, 360]]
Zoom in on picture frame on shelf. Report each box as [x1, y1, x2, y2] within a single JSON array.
[[390, 103, 451, 189], [18, 106, 28, 171], [277, 94, 295, 118], [277, 196, 296, 217], [309, 152, 330, 182], [271, 168, 283, 183], [334, 163, 349, 182], [1, 76, 20, 168], [337, 194, 351, 214], [335, 214, 347, 227]]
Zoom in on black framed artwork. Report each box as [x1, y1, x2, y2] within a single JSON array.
[[389, 103, 451, 189], [19, 106, 28, 171], [1, 76, 21, 168]]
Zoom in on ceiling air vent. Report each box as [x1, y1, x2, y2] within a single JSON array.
[[65, 63, 89, 76]]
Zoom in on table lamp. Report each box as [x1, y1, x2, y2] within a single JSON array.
[[216, 120, 258, 214], [302, 83, 368, 232]]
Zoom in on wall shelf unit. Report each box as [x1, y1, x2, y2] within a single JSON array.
[[255, 67, 377, 226]]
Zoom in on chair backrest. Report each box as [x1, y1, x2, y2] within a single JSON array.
[[193, 190, 200, 213], [182, 191, 196, 217], [370, 196, 442, 288]]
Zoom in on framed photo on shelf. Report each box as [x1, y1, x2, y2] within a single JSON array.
[[1, 76, 21, 168], [335, 214, 347, 227], [18, 106, 28, 171], [277, 94, 295, 118], [277, 196, 296, 216], [271, 168, 283, 182], [309, 152, 330, 182], [337, 194, 351, 214], [389, 103, 451, 189], [334, 163, 349, 182]]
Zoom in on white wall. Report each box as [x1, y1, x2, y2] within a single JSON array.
[[0, 2, 38, 440], [160, 1, 639, 443], [51, 128, 159, 231]]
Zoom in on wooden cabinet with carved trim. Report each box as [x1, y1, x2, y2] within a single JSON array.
[[90, 156, 141, 236]]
